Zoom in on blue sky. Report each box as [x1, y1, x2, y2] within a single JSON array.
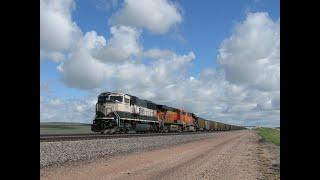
[[40, 0, 280, 126]]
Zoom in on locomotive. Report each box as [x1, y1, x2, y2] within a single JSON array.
[[91, 92, 245, 134]]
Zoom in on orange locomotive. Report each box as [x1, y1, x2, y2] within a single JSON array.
[[156, 105, 183, 132], [179, 110, 196, 131], [156, 105, 197, 132]]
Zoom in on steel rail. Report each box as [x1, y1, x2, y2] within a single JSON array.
[[40, 131, 224, 142]]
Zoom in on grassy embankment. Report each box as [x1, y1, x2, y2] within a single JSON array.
[[255, 127, 280, 146], [40, 122, 92, 134]]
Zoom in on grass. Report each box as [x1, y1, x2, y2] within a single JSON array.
[[40, 122, 92, 134], [255, 127, 280, 146]]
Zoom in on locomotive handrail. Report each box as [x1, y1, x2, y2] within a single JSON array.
[[114, 111, 120, 127]]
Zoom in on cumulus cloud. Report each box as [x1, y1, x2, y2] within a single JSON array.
[[57, 25, 142, 89], [144, 48, 176, 59], [210, 12, 280, 126], [83, 31, 106, 53], [40, 95, 96, 123], [60, 47, 195, 91], [217, 12, 280, 91], [109, 0, 182, 34], [40, 0, 81, 61], [94, 26, 142, 62], [111, 51, 196, 97], [59, 47, 114, 89], [40, 49, 66, 62], [40, 0, 80, 50]]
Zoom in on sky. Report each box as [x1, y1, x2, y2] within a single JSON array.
[[40, 0, 280, 127]]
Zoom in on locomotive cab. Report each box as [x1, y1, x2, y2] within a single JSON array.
[[92, 92, 131, 133], [92, 92, 159, 133], [95, 93, 131, 117]]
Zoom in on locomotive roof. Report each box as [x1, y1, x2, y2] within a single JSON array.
[[99, 91, 191, 113], [99, 92, 134, 97]]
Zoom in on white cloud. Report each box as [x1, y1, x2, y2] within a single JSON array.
[[76, 105, 85, 112], [271, 93, 280, 109], [208, 12, 280, 126], [109, 0, 182, 34], [40, 0, 79, 51], [49, 98, 62, 106], [217, 12, 280, 92], [83, 31, 106, 53], [58, 26, 141, 89], [40, 96, 96, 123], [40, 49, 66, 62], [59, 47, 114, 89], [144, 48, 176, 59], [40, 0, 81, 61], [94, 25, 142, 62]]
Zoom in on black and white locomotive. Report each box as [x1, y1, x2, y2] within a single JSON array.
[[91, 92, 159, 134]]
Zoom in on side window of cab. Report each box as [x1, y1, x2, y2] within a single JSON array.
[[124, 98, 130, 104]]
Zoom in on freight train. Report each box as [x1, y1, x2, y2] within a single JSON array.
[[91, 92, 245, 134]]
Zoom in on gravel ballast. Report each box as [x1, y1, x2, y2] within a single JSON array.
[[40, 132, 230, 168]]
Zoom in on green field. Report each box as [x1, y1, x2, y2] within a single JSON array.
[[255, 127, 280, 146], [40, 122, 92, 134]]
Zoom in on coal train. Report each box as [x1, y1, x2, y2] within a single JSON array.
[[91, 92, 245, 134]]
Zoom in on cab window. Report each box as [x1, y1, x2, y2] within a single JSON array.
[[110, 96, 123, 102], [124, 98, 130, 103]]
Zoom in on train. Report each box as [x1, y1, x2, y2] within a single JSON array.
[[91, 92, 246, 134]]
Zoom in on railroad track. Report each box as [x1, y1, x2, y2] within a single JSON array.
[[40, 131, 219, 142]]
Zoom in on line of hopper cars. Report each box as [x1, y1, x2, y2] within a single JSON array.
[[91, 92, 245, 134]]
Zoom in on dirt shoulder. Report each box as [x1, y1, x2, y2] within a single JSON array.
[[41, 130, 280, 180], [256, 137, 280, 180]]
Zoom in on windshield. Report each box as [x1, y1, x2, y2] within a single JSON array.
[[110, 96, 123, 102], [98, 95, 109, 102]]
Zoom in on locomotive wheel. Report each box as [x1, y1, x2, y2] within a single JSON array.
[[125, 128, 130, 133], [103, 129, 110, 134], [109, 127, 118, 134]]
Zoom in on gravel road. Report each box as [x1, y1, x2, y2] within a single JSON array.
[[40, 130, 279, 180]]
